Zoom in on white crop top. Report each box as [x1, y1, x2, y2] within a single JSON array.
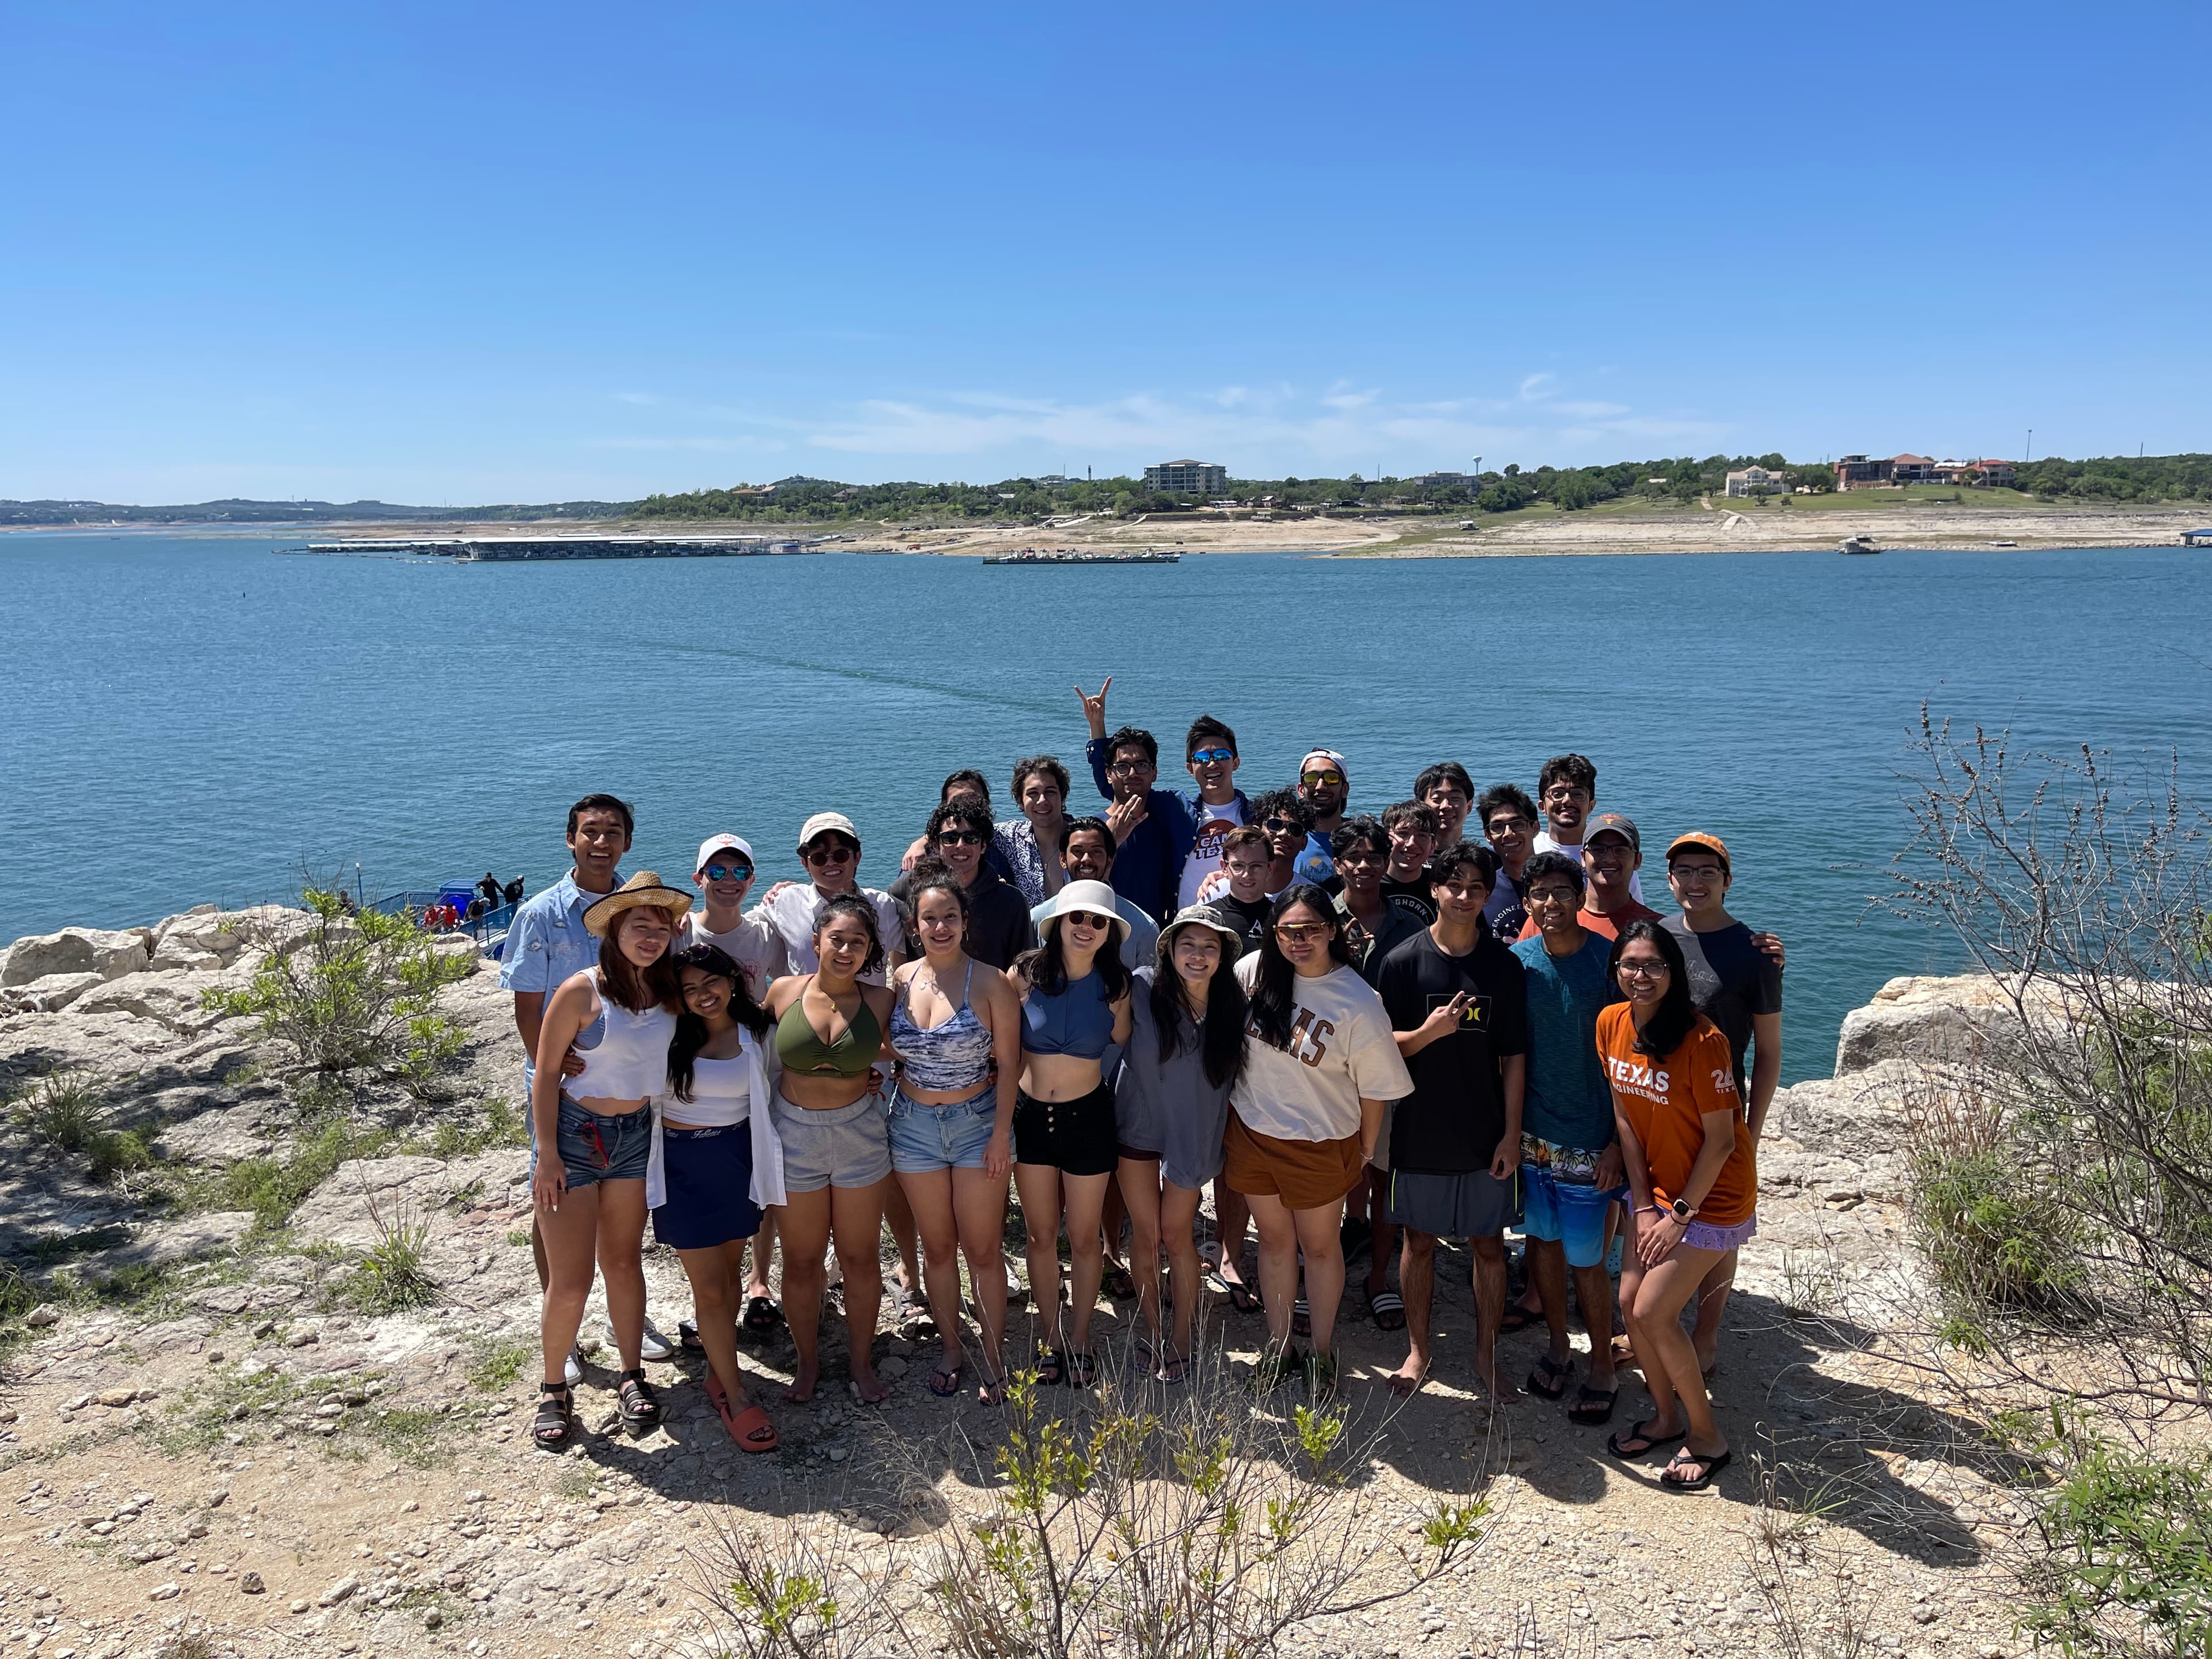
[[665, 1051, 751, 1128], [567, 982, 676, 1103]]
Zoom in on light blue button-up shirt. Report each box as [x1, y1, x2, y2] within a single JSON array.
[[498, 870, 618, 1085]]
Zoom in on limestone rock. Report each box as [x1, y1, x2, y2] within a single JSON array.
[[156, 1104, 275, 1163], [71, 967, 248, 1035], [0, 926, 153, 986], [1834, 975, 2027, 1075], [100, 1210, 256, 1269], [0, 971, 105, 1014]]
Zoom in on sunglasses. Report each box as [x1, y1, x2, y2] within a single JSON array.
[[1262, 817, 1304, 835], [1062, 910, 1114, 930], [1300, 770, 1344, 787], [934, 829, 986, 847], [1188, 747, 1235, 765], [802, 843, 857, 865], [701, 862, 753, 883], [1273, 922, 1332, 943]]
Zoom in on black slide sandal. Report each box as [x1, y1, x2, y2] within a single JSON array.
[[533, 1382, 571, 1449]]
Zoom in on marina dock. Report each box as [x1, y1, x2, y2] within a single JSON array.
[[300, 535, 826, 562]]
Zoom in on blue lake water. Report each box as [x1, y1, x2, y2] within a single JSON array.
[[6, 531, 2209, 1082]]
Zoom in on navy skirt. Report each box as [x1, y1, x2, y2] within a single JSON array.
[[651, 1123, 763, 1250]]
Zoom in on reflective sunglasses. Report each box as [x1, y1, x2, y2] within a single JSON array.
[[1188, 747, 1235, 765], [702, 862, 753, 883], [1272, 921, 1332, 943], [1300, 769, 1344, 787]]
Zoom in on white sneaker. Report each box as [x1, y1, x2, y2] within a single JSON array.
[[632, 1318, 675, 1363], [563, 1346, 582, 1387]]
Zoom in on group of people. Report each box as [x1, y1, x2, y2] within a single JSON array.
[[500, 684, 1781, 1495]]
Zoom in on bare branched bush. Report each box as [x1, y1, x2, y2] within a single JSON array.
[[1744, 1446, 1870, 1659], [691, 1513, 900, 1659], [203, 887, 473, 1095]]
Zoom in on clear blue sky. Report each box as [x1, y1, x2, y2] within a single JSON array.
[[5, 2, 2206, 503]]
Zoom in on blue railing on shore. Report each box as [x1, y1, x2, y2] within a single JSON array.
[[365, 889, 517, 959]]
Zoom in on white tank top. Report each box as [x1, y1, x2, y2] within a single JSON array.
[[568, 980, 675, 1103], [666, 1050, 751, 1127]]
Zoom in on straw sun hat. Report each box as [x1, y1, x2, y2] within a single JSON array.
[[582, 871, 694, 938]]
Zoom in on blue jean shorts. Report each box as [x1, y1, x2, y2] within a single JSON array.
[[535, 1097, 653, 1190], [1521, 1161, 1628, 1270], [885, 1081, 998, 1175]]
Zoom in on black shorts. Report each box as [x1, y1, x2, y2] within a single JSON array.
[[1013, 1083, 1118, 1178]]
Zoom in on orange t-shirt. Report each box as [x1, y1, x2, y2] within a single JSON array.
[[1594, 1003, 1755, 1227]]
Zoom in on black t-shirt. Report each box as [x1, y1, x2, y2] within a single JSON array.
[[1207, 894, 1273, 959], [888, 868, 1033, 969], [1663, 915, 1782, 1093], [1375, 929, 1528, 1174], [1381, 878, 1438, 926]]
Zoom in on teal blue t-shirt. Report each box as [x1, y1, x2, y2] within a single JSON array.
[[1509, 930, 1620, 1151]]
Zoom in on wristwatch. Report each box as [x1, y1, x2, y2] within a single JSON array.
[[1666, 1198, 1696, 1223]]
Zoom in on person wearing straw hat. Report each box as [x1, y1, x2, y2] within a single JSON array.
[[527, 872, 692, 1449], [1012, 880, 1133, 1388], [1113, 905, 1248, 1381]]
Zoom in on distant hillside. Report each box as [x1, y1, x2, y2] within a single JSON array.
[[1, 498, 635, 527]]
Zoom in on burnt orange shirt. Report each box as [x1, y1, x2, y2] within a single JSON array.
[[1595, 1003, 1755, 1227]]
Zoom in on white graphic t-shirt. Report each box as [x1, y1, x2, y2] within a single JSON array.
[[1179, 796, 1248, 911]]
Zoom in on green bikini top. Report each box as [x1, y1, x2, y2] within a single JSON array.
[[775, 987, 881, 1078]]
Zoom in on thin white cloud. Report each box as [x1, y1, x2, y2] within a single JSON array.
[[612, 391, 660, 406], [1518, 373, 1556, 401]]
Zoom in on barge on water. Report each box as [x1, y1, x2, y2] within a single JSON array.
[[301, 535, 827, 561], [980, 547, 1181, 566]]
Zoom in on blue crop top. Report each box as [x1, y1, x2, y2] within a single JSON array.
[[1021, 970, 1115, 1059]]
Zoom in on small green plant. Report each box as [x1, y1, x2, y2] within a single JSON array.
[[347, 1200, 437, 1315], [202, 888, 474, 1090], [10, 1068, 104, 1151], [210, 1118, 393, 1231], [1911, 1143, 2085, 1317], [466, 1337, 532, 1392], [430, 1099, 525, 1158], [86, 1125, 153, 1184]]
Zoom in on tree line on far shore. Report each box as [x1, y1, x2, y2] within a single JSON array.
[[627, 452, 2212, 523]]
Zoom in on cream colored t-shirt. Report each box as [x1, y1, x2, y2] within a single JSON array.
[[1230, 956, 1415, 1143]]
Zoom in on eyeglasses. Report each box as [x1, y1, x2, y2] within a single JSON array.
[[1300, 770, 1344, 788], [802, 844, 856, 865], [1484, 816, 1533, 836], [702, 862, 753, 883], [1542, 786, 1591, 805], [1188, 748, 1235, 765], [1524, 885, 1581, 905], [1106, 758, 1155, 775], [1063, 910, 1113, 930], [1616, 960, 1671, 981], [934, 830, 986, 847], [1262, 817, 1303, 835], [1669, 862, 1727, 881], [1273, 922, 1332, 943]]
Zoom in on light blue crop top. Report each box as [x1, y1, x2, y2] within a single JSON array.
[[1021, 970, 1114, 1059]]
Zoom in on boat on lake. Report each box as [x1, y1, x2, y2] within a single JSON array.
[[981, 547, 1181, 566], [1838, 537, 1881, 555]]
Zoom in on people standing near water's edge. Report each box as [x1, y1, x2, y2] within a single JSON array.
[[1374, 843, 1527, 1401], [995, 755, 1072, 906], [656, 942, 783, 1453], [1010, 881, 1133, 1387], [1508, 851, 1627, 1426], [889, 798, 1032, 969], [1521, 812, 1660, 942], [764, 897, 899, 1405], [1416, 762, 1475, 849], [1478, 783, 1539, 942], [684, 834, 787, 1339], [1226, 884, 1415, 1401], [885, 864, 1022, 1404], [500, 794, 673, 1383], [1662, 832, 1782, 1383], [1380, 801, 1443, 925], [476, 871, 503, 910], [1075, 692, 1176, 925], [1600, 920, 1754, 1493], [526, 873, 692, 1448], [1076, 681, 1251, 912], [1113, 906, 1247, 1381]]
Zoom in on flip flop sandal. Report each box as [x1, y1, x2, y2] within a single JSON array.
[[1525, 1355, 1572, 1400], [1606, 1422, 1686, 1461], [976, 1371, 1007, 1406], [1497, 1301, 1544, 1334], [1660, 1448, 1733, 1491], [1153, 1353, 1191, 1385], [615, 1369, 662, 1431], [679, 1318, 705, 1352], [532, 1382, 572, 1449], [1034, 1349, 1067, 1387], [741, 1296, 783, 1335], [1292, 1298, 1312, 1339], [726, 1402, 779, 1454], [928, 1364, 963, 1398], [1225, 1278, 1263, 1315], [1567, 1385, 1619, 1425], [1368, 1289, 1406, 1332], [1065, 1351, 1100, 1388]]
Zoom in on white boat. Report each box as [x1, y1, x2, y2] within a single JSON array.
[[1838, 536, 1880, 556]]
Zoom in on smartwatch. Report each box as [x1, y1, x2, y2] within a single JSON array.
[[1666, 1198, 1696, 1223]]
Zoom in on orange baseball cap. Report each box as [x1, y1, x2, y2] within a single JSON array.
[[1665, 832, 1730, 871]]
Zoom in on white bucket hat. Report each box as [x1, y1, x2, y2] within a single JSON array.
[[1032, 879, 1129, 946]]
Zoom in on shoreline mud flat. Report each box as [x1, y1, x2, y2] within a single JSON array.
[[0, 908, 2056, 1658]]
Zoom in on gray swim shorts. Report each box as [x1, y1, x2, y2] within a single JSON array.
[[773, 1092, 893, 1194]]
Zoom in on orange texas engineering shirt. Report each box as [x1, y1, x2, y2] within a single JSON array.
[[1594, 1002, 1756, 1228]]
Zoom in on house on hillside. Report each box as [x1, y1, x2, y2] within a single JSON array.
[[1934, 459, 2018, 487], [1890, 454, 1939, 484], [1723, 464, 1789, 498], [1143, 460, 1228, 494], [1834, 454, 1888, 490]]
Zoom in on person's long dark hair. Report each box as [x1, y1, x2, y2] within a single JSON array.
[[1150, 924, 1248, 1090], [1014, 911, 1132, 1002], [900, 859, 971, 953], [1608, 919, 1698, 1060], [598, 906, 683, 1014], [665, 942, 773, 1104], [1247, 883, 1353, 1050]]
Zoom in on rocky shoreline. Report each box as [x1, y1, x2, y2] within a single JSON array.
[[0, 906, 2041, 1659]]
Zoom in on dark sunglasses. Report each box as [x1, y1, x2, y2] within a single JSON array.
[[1062, 910, 1115, 929], [802, 843, 857, 865], [1263, 816, 1303, 835], [934, 829, 987, 847], [701, 862, 753, 883]]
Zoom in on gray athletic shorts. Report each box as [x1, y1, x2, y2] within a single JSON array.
[[773, 1092, 893, 1194], [1385, 1167, 1522, 1240]]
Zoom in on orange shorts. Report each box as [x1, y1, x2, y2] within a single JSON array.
[[1222, 1111, 1365, 1212]]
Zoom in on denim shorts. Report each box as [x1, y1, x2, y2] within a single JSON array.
[[774, 1092, 893, 1194], [886, 1081, 998, 1175], [1521, 1162, 1629, 1269], [534, 1097, 653, 1190]]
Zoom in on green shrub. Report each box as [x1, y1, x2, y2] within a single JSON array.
[[215, 1119, 388, 1232], [1911, 1142, 2086, 1317], [347, 1204, 437, 1315], [2020, 1434, 2212, 1658]]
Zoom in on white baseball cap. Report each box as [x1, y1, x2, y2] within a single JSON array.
[[695, 834, 756, 875], [798, 811, 861, 850], [1300, 748, 1349, 777]]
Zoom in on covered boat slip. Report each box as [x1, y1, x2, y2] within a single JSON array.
[[300, 535, 827, 560]]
